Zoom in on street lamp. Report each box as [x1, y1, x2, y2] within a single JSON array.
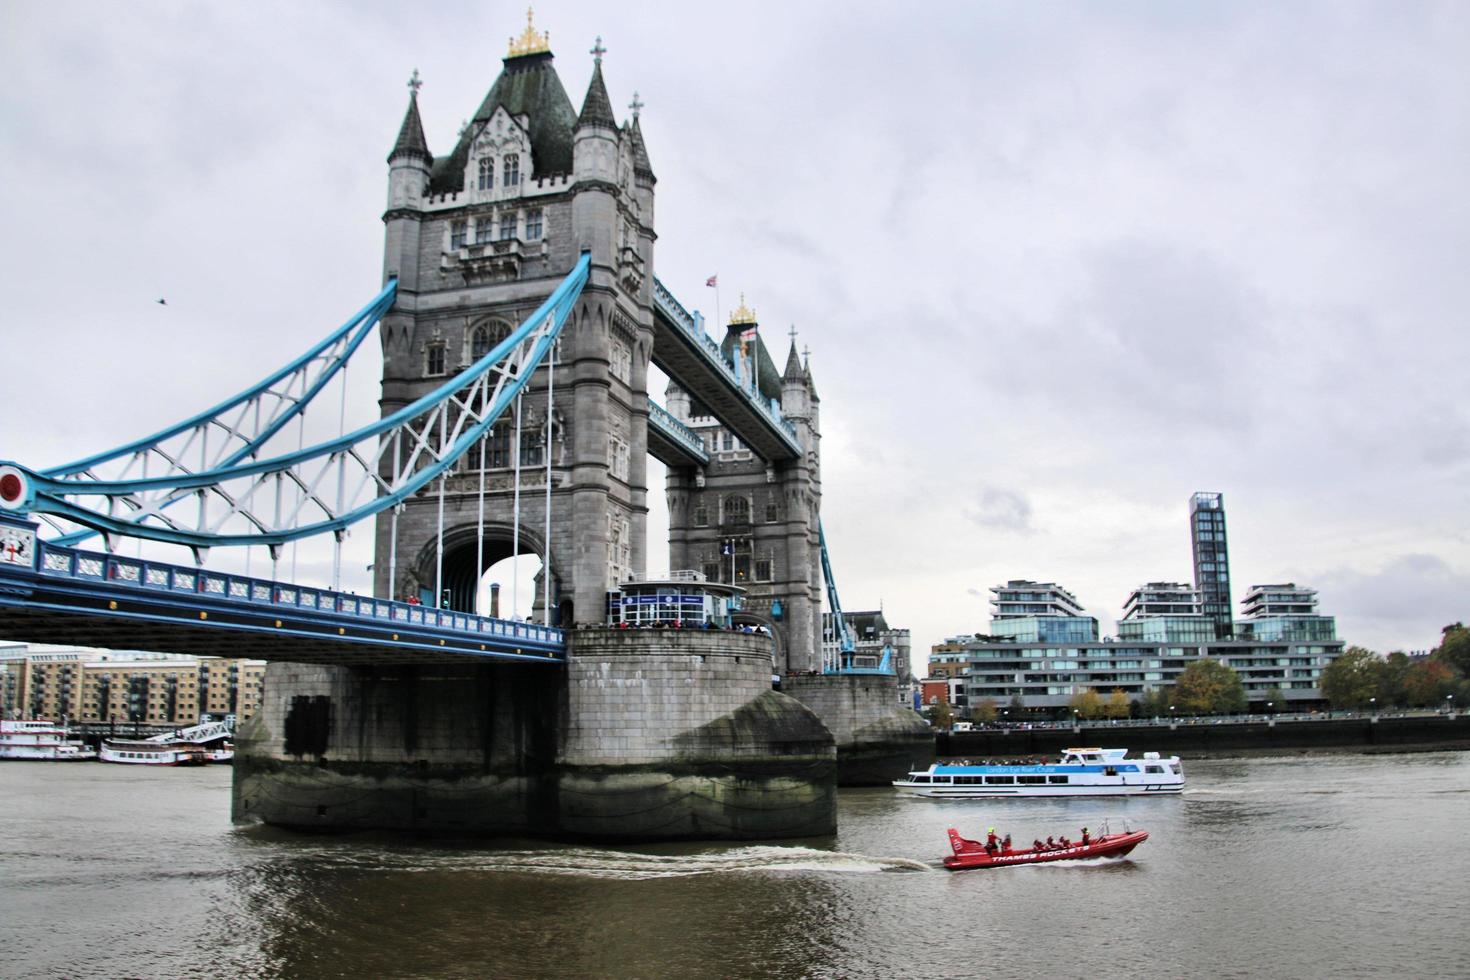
[[1169, 704, 1176, 725], [1369, 697, 1376, 717]]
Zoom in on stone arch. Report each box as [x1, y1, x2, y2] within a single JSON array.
[[407, 521, 563, 622], [731, 608, 784, 676]]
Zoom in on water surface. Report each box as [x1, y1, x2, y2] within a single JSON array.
[[1, 753, 1464, 978]]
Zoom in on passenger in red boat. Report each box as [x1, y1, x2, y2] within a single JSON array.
[[1033, 839, 1045, 852], [1081, 827, 1090, 846], [1045, 836, 1056, 849], [1001, 834, 1012, 852], [985, 828, 998, 854]]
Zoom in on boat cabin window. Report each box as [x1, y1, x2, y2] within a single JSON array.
[[912, 775, 930, 783], [1084, 755, 1102, 763], [1104, 766, 1118, 776], [1145, 765, 1164, 774], [985, 776, 1015, 785], [1047, 775, 1069, 784], [1017, 776, 1046, 785]]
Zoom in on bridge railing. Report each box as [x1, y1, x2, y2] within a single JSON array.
[[33, 541, 564, 649], [646, 398, 710, 463], [651, 278, 801, 451]]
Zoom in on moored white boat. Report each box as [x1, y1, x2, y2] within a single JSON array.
[[894, 747, 1184, 798], [0, 719, 97, 761], [99, 739, 209, 766]]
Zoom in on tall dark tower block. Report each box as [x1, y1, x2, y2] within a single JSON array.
[[1190, 491, 1233, 639]]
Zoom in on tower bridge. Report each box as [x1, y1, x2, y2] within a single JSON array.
[[0, 13, 929, 840]]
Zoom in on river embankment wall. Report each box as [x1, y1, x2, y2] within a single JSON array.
[[940, 714, 1470, 759]]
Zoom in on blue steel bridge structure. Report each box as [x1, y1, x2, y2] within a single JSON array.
[[0, 257, 865, 670]]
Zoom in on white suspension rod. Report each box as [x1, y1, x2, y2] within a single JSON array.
[[543, 338, 553, 627], [512, 391, 522, 621]]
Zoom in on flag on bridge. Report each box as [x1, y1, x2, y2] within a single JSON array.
[[721, 540, 733, 556], [705, 275, 718, 287]]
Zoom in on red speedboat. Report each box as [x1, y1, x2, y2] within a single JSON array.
[[943, 827, 1148, 870]]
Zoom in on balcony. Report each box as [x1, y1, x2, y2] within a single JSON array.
[[443, 237, 532, 283]]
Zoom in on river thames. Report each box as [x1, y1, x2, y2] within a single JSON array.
[[2, 751, 1465, 979]]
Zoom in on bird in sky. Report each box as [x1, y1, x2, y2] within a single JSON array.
[[156, 298, 167, 305]]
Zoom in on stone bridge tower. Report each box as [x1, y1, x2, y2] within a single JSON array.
[[374, 24, 655, 626], [664, 308, 824, 673]]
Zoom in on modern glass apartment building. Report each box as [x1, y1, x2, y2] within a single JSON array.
[[1190, 492, 1233, 638], [930, 579, 1345, 714], [1236, 584, 1339, 643], [990, 580, 1085, 619]]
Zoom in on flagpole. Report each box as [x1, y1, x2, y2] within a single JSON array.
[[707, 274, 721, 333]]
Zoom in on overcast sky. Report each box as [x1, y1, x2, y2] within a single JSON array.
[[2, 1, 1466, 661]]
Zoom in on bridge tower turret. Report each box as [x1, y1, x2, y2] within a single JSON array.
[[369, 23, 654, 626], [384, 71, 431, 293], [663, 312, 825, 674]]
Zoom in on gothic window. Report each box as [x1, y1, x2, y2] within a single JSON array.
[[476, 216, 495, 244], [702, 561, 721, 583], [756, 558, 773, 582], [450, 220, 467, 249], [608, 435, 630, 481], [607, 514, 631, 585], [470, 325, 492, 360], [469, 321, 509, 361], [722, 494, 750, 525], [503, 153, 520, 187], [520, 438, 543, 467], [765, 501, 779, 523], [477, 157, 494, 191], [721, 432, 734, 452], [500, 212, 518, 240], [487, 424, 511, 468], [610, 339, 631, 385], [525, 208, 543, 240], [426, 343, 446, 377], [693, 503, 708, 527], [731, 537, 753, 582]]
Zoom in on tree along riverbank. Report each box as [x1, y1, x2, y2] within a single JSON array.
[[940, 713, 1470, 760]]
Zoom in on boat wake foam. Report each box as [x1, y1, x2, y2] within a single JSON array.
[[488, 845, 933, 879], [384, 845, 933, 880]]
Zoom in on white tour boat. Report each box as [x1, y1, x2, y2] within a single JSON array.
[[99, 739, 209, 766], [0, 719, 98, 761], [894, 747, 1184, 798]]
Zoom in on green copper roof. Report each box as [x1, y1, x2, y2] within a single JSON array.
[[429, 51, 576, 193]]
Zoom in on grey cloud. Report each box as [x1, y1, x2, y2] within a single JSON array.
[[1311, 555, 1470, 654], [964, 487, 1035, 534]]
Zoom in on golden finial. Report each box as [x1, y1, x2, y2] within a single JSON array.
[[729, 293, 757, 326], [508, 7, 551, 58]]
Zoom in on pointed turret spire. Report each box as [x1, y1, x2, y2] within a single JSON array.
[[388, 69, 431, 163], [783, 339, 805, 380], [577, 37, 618, 130], [628, 93, 655, 182]]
